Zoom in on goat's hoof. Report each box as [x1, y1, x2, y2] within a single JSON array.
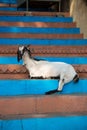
[[45, 89, 58, 95], [57, 90, 62, 92], [45, 91, 52, 95]]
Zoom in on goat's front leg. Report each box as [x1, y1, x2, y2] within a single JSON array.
[[45, 78, 65, 95]]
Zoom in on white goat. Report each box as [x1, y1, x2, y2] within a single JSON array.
[[17, 46, 79, 95]]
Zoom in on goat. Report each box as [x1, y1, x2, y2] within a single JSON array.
[[17, 45, 79, 95]]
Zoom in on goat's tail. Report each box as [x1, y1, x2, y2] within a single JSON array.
[[73, 74, 79, 83]]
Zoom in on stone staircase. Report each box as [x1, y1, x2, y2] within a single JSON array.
[[0, 1, 87, 130]]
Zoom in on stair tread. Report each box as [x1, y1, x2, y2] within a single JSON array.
[[1, 56, 87, 64], [0, 115, 87, 130], [0, 16, 73, 22], [0, 26, 80, 34], [0, 38, 87, 45], [0, 7, 17, 11]]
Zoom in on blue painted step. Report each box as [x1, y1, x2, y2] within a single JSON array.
[[0, 38, 87, 45], [0, 79, 87, 96], [0, 57, 87, 64], [0, 16, 73, 22], [0, 116, 87, 130], [0, 7, 26, 11], [0, 27, 80, 34], [0, 7, 17, 11], [0, 0, 16, 4]]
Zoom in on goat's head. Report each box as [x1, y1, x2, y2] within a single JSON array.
[[17, 45, 31, 62]]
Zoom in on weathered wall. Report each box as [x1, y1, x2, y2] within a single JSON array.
[[70, 0, 87, 38]]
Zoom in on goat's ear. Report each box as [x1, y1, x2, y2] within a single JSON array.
[[26, 44, 30, 49], [31, 48, 34, 53]]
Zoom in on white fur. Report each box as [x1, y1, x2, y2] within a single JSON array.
[[20, 47, 77, 92]]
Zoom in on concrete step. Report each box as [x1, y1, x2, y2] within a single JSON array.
[[0, 116, 87, 129], [0, 21, 76, 28], [0, 11, 70, 17], [0, 38, 87, 45], [0, 45, 87, 57], [0, 95, 87, 119], [0, 16, 73, 22], [0, 33, 83, 39], [0, 26, 80, 34]]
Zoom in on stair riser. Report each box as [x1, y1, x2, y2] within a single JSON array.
[[0, 72, 86, 79], [0, 11, 70, 17], [0, 3, 16, 7], [0, 22, 76, 28], [0, 64, 86, 79], [0, 32, 83, 39], [0, 96, 87, 119], [0, 45, 87, 57], [0, 33, 83, 39]]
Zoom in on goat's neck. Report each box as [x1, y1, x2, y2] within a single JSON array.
[[22, 52, 36, 68]]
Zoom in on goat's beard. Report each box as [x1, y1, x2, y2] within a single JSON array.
[[17, 50, 22, 62]]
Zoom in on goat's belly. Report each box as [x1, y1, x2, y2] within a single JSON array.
[[30, 66, 60, 78], [29, 63, 76, 79]]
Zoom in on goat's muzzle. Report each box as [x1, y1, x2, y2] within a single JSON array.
[[17, 50, 22, 62]]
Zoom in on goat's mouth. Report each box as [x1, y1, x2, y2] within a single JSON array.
[[17, 51, 22, 62]]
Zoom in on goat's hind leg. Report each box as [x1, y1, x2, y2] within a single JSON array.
[[45, 78, 65, 95], [57, 78, 65, 92]]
